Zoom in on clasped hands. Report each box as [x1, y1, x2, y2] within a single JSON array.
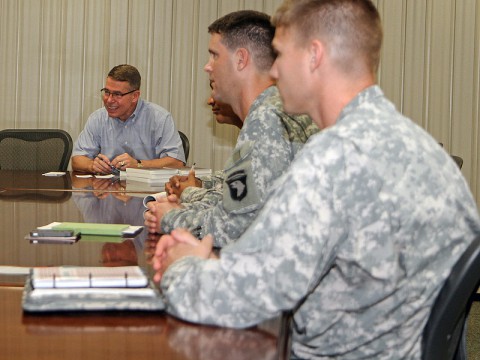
[[152, 228, 215, 283], [165, 170, 202, 197], [93, 153, 136, 174]]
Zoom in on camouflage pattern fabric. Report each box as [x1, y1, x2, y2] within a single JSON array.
[[179, 170, 226, 203], [160, 86, 480, 359], [161, 86, 318, 246]]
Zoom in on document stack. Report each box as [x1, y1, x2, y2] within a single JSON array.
[[125, 167, 212, 187]]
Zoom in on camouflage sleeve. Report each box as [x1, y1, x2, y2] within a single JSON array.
[[160, 142, 337, 327], [180, 171, 225, 203], [161, 108, 298, 246]]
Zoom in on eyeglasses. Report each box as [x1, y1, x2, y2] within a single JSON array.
[[100, 88, 138, 100]]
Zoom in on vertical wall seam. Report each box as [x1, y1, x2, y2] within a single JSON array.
[[400, 0, 407, 114], [448, 0, 457, 147], [423, 0, 432, 130], [169, 1, 176, 112], [14, 1, 20, 127], [38, 0, 44, 128], [473, 0, 480, 197], [189, 0, 201, 159], [80, 1, 88, 130], [57, 0, 66, 129]]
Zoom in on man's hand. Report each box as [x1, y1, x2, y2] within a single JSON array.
[[152, 229, 214, 283], [111, 152, 137, 170], [165, 170, 202, 197], [93, 154, 114, 174], [92, 177, 113, 199], [144, 194, 181, 233]]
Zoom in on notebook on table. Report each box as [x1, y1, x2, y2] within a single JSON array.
[[22, 266, 164, 313]]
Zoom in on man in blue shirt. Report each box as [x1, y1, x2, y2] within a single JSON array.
[[72, 64, 185, 174]]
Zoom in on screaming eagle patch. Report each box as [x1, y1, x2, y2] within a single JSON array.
[[226, 170, 248, 201]]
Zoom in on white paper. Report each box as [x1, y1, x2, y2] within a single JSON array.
[[42, 172, 66, 177], [75, 174, 93, 178], [95, 174, 115, 179]]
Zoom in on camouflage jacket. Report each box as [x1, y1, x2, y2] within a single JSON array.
[[179, 170, 225, 203], [160, 86, 480, 359], [161, 86, 318, 247]]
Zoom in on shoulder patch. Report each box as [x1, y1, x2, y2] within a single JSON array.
[[226, 170, 248, 201]]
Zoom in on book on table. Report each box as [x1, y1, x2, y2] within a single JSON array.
[[22, 266, 164, 312]]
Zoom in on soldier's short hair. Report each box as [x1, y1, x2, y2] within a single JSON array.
[[208, 10, 276, 73]]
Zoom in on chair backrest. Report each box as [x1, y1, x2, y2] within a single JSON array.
[[0, 129, 73, 171], [178, 131, 190, 163], [451, 155, 463, 170], [438, 143, 463, 170], [422, 236, 480, 360]]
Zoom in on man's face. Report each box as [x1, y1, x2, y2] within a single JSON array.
[[204, 33, 236, 105], [207, 95, 240, 126], [270, 26, 311, 115], [102, 77, 139, 121]]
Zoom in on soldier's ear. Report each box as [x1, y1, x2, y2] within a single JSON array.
[[309, 40, 324, 71], [235, 48, 249, 71]]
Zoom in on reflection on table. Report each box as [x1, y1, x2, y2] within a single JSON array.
[[0, 174, 153, 284], [0, 287, 279, 360], [0, 170, 284, 359], [0, 170, 166, 197], [72, 187, 148, 266]]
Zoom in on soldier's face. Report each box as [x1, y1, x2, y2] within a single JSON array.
[[271, 26, 312, 118], [204, 33, 236, 106]]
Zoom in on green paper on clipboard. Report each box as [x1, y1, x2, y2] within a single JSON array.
[[37, 222, 143, 237]]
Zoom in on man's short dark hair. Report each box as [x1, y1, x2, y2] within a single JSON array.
[[208, 10, 276, 72], [107, 64, 141, 90]]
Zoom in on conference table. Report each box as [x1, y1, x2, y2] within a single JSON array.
[[0, 170, 288, 360]]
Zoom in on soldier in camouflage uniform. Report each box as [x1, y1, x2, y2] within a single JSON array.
[[151, 1, 480, 359], [144, 11, 318, 247]]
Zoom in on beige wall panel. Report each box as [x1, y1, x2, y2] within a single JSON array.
[[149, 0, 174, 109], [81, 1, 110, 129], [451, 0, 477, 185], [106, 0, 130, 64], [0, 1, 19, 125], [263, 0, 284, 15], [169, 0, 196, 133], [15, 1, 43, 127], [62, 0, 90, 138], [38, 0, 64, 129], [377, 0, 406, 111], [402, 1, 427, 128], [425, 0, 456, 142], [189, 0, 219, 169], [470, 0, 480, 202]]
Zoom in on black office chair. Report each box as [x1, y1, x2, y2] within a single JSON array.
[[438, 143, 463, 170], [178, 131, 190, 163], [0, 129, 73, 171], [451, 155, 463, 170], [422, 236, 480, 360]]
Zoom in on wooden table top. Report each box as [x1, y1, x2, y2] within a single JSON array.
[[0, 170, 285, 359], [1, 287, 280, 360]]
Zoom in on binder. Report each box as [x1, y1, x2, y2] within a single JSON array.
[[22, 266, 165, 313]]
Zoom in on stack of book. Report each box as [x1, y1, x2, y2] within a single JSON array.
[[125, 167, 212, 187], [22, 266, 164, 312]]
